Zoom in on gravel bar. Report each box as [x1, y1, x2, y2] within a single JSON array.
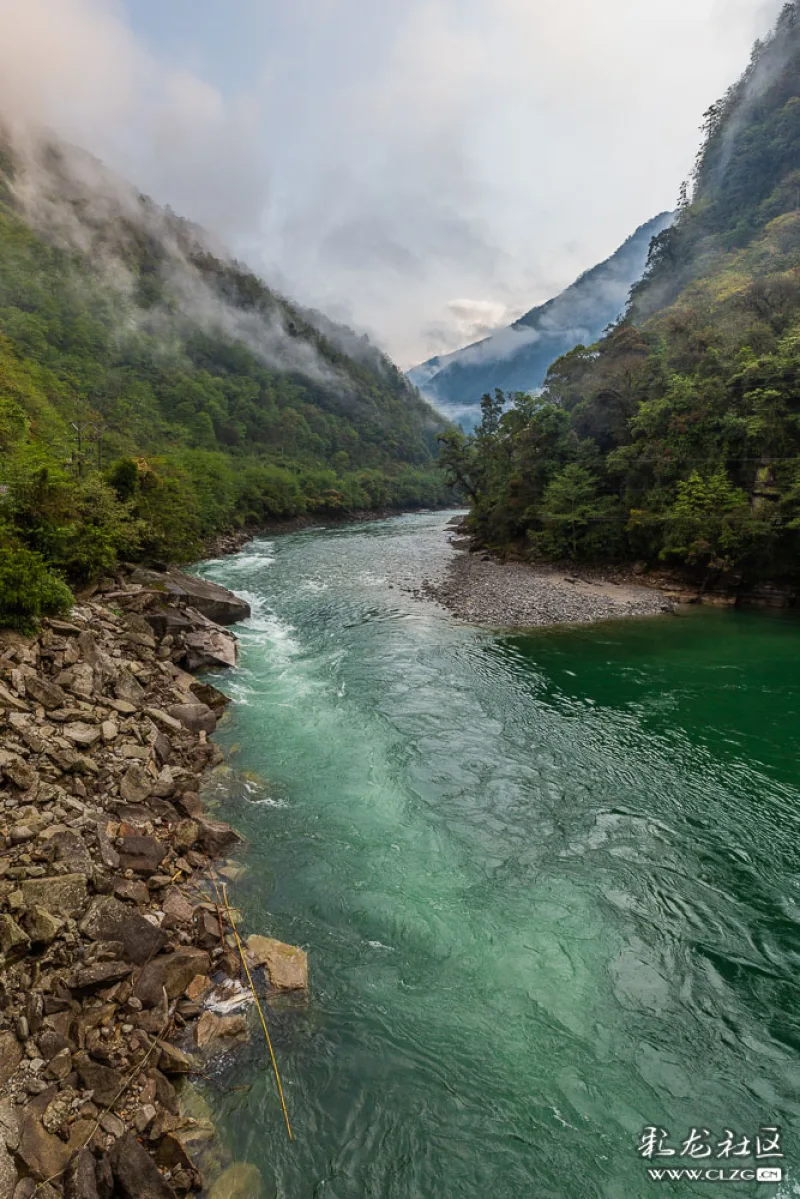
[[423, 541, 675, 629]]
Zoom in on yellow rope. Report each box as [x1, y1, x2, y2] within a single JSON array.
[[222, 883, 294, 1141]]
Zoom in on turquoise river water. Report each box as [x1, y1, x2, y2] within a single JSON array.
[[196, 510, 800, 1199]]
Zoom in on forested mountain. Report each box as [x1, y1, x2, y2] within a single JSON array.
[[441, 2, 800, 586], [407, 213, 673, 427], [0, 129, 450, 624]]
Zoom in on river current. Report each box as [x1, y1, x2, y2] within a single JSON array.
[[196, 510, 800, 1198]]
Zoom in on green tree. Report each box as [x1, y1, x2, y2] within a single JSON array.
[[538, 465, 599, 558], [661, 470, 762, 578], [0, 547, 73, 632]]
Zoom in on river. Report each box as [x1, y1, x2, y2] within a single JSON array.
[[195, 510, 800, 1198]]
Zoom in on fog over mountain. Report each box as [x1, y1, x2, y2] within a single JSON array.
[[0, 0, 781, 365], [408, 212, 675, 426]]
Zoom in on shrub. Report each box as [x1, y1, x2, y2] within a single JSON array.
[[46, 476, 141, 582], [0, 547, 73, 632]]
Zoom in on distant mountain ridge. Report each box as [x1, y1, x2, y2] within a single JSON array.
[[408, 212, 675, 425]]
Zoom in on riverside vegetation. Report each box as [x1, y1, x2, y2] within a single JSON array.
[[0, 128, 450, 633], [0, 563, 305, 1198], [439, 3, 800, 595]]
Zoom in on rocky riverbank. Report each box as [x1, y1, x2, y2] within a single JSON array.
[[0, 568, 307, 1198], [421, 518, 800, 627], [423, 532, 674, 628]]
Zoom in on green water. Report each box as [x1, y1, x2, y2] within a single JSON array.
[[196, 511, 800, 1198]]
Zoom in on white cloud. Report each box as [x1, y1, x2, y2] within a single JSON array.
[[0, 0, 268, 240], [0, 0, 786, 367]]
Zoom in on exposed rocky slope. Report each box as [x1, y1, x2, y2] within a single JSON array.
[[0, 572, 306, 1197]]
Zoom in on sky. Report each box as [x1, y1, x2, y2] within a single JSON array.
[[0, 0, 786, 367]]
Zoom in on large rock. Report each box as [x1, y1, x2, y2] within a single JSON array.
[[62, 722, 102, 748], [65, 1148, 100, 1199], [22, 906, 63, 946], [108, 1133, 173, 1199], [114, 670, 145, 708], [67, 960, 133, 993], [161, 890, 195, 928], [48, 828, 93, 874], [17, 1112, 70, 1183], [131, 568, 250, 626], [117, 835, 165, 876], [21, 874, 88, 917], [183, 623, 238, 672], [156, 1043, 194, 1074], [0, 915, 30, 960], [0, 680, 28, 712], [80, 896, 168, 965], [21, 674, 67, 710], [134, 947, 211, 1007], [245, 936, 308, 993], [167, 703, 217, 736], [0, 753, 36, 791], [0, 1034, 21, 1086], [196, 817, 241, 857], [194, 1011, 248, 1049], [0, 1102, 19, 1151], [208, 1163, 264, 1199], [0, 1140, 17, 1199], [74, 1056, 125, 1107], [190, 680, 230, 712], [61, 662, 94, 699], [119, 764, 152, 805]]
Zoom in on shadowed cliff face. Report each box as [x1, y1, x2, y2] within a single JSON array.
[[407, 211, 674, 427]]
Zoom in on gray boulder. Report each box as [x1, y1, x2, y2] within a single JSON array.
[[0, 1140, 17, 1199], [168, 703, 216, 735], [79, 896, 168, 965], [21, 873, 88, 917], [108, 1133, 174, 1199], [131, 568, 250, 625], [134, 947, 211, 1007]]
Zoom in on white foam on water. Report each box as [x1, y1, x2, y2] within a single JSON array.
[[243, 779, 287, 808], [233, 591, 300, 657], [357, 570, 387, 588], [221, 552, 276, 573], [206, 979, 253, 1015]]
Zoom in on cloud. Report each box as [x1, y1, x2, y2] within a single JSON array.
[[0, 0, 786, 368], [420, 299, 518, 358], [0, 0, 269, 241], [3, 114, 342, 388], [255, 0, 785, 366]]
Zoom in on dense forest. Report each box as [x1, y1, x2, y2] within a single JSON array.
[[0, 132, 450, 627], [441, 2, 800, 587]]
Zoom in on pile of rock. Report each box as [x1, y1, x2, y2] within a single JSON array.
[[0, 570, 306, 1198]]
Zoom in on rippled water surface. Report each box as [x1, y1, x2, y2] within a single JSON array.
[[196, 511, 800, 1198]]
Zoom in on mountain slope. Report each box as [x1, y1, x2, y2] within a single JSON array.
[[0, 128, 450, 610], [408, 212, 674, 425], [440, 3, 800, 585]]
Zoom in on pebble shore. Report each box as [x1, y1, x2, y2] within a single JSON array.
[[423, 535, 674, 629], [0, 568, 306, 1198]]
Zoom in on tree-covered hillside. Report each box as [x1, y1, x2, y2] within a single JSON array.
[[442, 3, 800, 587], [0, 131, 450, 625]]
